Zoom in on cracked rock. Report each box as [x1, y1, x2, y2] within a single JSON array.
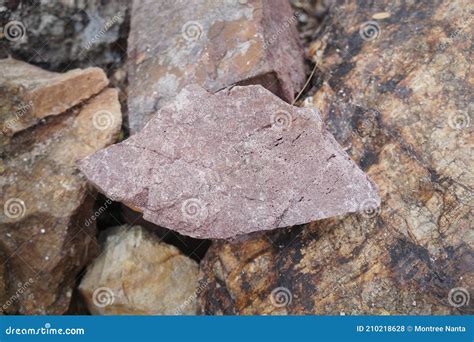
[[127, 0, 306, 133], [0, 58, 109, 136], [79, 225, 199, 315], [0, 60, 122, 314], [79, 84, 379, 239]]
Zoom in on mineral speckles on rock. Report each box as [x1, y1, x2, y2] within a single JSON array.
[[0, 60, 122, 314], [0, 58, 109, 136], [127, 0, 306, 133], [79, 225, 199, 315], [79, 84, 379, 239]]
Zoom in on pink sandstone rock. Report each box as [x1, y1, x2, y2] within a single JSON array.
[[79, 84, 380, 239]]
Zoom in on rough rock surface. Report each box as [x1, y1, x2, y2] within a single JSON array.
[[0, 0, 129, 70], [79, 84, 379, 239], [198, 1, 473, 314], [79, 225, 199, 315], [0, 62, 122, 314], [127, 0, 306, 133], [0, 58, 109, 136]]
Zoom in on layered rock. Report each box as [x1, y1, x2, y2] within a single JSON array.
[[79, 84, 379, 239], [127, 0, 306, 132], [198, 1, 473, 314], [79, 225, 199, 315], [0, 60, 122, 314], [0, 58, 108, 135]]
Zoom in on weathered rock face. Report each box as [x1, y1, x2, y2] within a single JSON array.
[[127, 0, 306, 133], [79, 84, 379, 239], [79, 225, 199, 315], [0, 0, 129, 70], [0, 58, 109, 136], [0, 61, 122, 314], [198, 1, 473, 314]]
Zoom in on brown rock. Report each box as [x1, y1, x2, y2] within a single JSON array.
[[0, 58, 109, 136], [79, 84, 379, 239], [79, 225, 199, 315], [0, 253, 6, 314], [127, 0, 305, 133], [0, 61, 122, 314], [198, 1, 473, 315]]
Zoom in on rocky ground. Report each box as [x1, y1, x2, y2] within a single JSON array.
[[0, 0, 472, 315]]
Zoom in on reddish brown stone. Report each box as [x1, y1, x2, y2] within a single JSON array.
[[0, 58, 109, 136], [127, 0, 306, 133], [79, 84, 379, 239]]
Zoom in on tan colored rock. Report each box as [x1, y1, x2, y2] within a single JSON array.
[[79, 225, 199, 315], [0, 60, 122, 314], [127, 0, 306, 132], [198, 1, 473, 315], [0, 58, 109, 136]]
